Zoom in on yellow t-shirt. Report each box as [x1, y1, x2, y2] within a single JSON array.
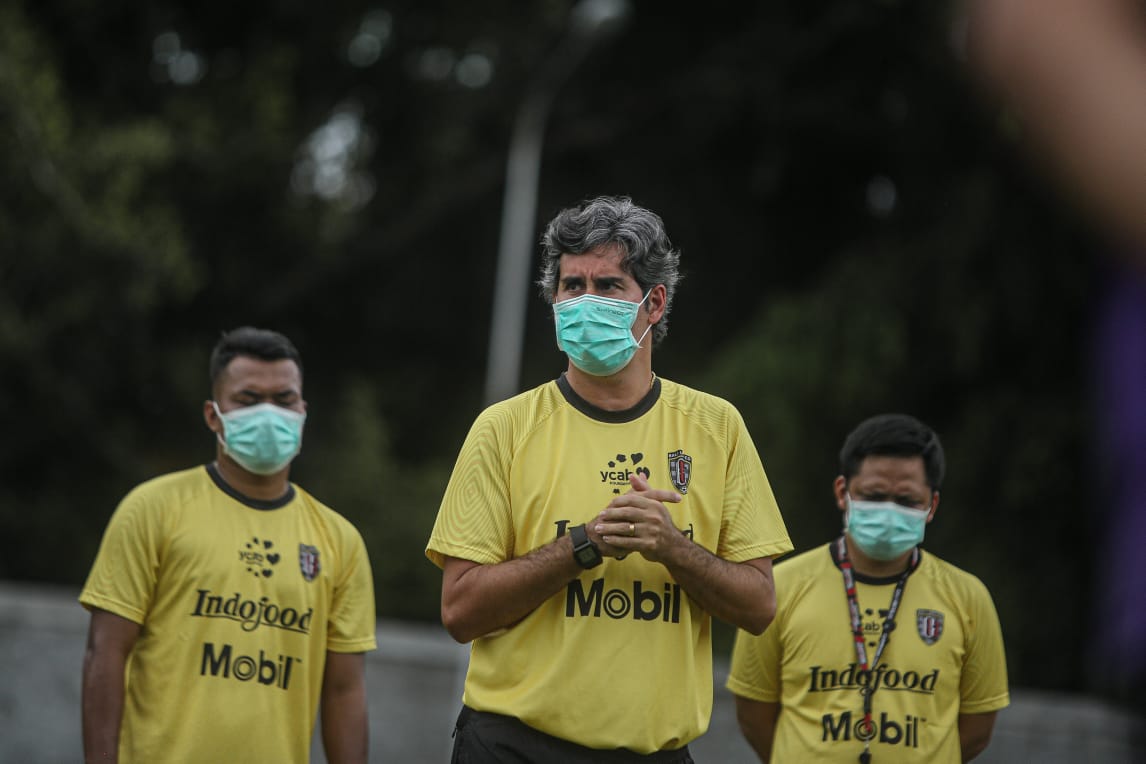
[[80, 465, 377, 764], [427, 375, 793, 753], [727, 542, 1010, 763]]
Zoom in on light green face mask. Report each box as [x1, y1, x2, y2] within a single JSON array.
[[552, 291, 652, 376], [845, 494, 930, 560], [214, 402, 306, 475]]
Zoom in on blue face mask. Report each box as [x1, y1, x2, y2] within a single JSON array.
[[553, 292, 652, 377], [214, 402, 306, 475], [845, 494, 930, 561]]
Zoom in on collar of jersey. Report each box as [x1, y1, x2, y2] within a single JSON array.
[[556, 372, 661, 423], [205, 463, 296, 510], [828, 541, 925, 586]]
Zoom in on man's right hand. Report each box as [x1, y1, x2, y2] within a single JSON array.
[[592, 473, 685, 563]]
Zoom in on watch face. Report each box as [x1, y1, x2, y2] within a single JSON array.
[[576, 547, 596, 565]]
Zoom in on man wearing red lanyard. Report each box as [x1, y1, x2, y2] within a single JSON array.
[[727, 413, 1009, 763]]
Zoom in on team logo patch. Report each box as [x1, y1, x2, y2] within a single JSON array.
[[667, 450, 692, 494], [299, 544, 321, 582], [916, 608, 944, 645]]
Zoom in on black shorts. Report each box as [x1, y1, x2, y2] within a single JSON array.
[[451, 706, 696, 764]]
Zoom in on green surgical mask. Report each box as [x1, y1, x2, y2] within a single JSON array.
[[845, 494, 929, 561], [214, 402, 306, 475], [553, 291, 652, 376]]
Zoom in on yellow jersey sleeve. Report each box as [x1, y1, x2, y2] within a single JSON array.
[[718, 407, 791, 562], [728, 611, 784, 702], [79, 484, 166, 624], [957, 574, 1010, 713], [326, 522, 377, 653], [427, 404, 516, 568]]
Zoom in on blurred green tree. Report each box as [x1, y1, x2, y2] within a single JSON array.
[[0, 0, 1100, 698]]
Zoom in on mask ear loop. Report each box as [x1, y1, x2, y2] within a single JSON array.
[[634, 290, 654, 348], [635, 322, 654, 348], [212, 401, 227, 435], [212, 401, 231, 455]]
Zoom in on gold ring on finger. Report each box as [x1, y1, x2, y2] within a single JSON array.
[[629, 522, 636, 535]]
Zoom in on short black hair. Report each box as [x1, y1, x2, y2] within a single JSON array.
[[209, 327, 303, 391], [839, 413, 945, 490]]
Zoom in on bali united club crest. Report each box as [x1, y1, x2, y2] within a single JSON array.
[[299, 544, 321, 582], [667, 449, 693, 494], [916, 608, 944, 645]]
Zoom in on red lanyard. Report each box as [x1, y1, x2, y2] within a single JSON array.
[[833, 536, 920, 764]]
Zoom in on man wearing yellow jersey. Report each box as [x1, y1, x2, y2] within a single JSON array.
[[80, 327, 377, 764], [728, 413, 1009, 763], [427, 195, 793, 762]]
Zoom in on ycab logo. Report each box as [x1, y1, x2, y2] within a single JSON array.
[[598, 452, 650, 495]]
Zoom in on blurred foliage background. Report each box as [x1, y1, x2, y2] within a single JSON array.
[[0, 0, 1114, 703]]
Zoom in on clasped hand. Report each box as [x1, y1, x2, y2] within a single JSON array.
[[591, 473, 684, 563]]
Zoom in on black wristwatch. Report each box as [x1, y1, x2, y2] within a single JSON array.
[[569, 523, 603, 569]]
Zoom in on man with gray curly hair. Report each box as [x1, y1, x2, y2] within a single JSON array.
[[427, 195, 793, 762], [536, 195, 681, 346]]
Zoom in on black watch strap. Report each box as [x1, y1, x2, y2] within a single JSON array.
[[569, 523, 603, 569]]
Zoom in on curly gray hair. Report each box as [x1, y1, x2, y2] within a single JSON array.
[[536, 196, 682, 345]]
